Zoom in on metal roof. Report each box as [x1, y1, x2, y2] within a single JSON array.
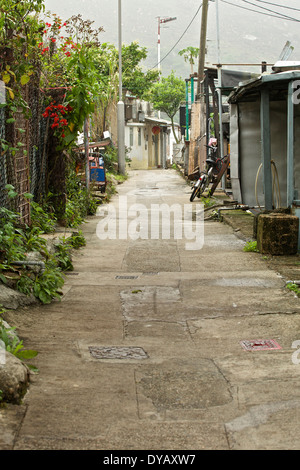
[[228, 70, 300, 103]]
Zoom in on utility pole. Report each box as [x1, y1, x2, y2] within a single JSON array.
[[215, 0, 225, 187], [117, 0, 125, 175], [157, 16, 177, 76], [196, 0, 209, 99], [157, 16, 177, 119]]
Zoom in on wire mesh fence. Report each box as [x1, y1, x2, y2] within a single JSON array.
[[0, 78, 49, 226]]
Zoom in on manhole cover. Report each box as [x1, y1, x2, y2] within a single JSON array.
[[240, 339, 282, 351], [115, 275, 138, 279], [88, 346, 148, 360]]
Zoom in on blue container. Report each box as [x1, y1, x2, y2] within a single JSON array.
[[89, 156, 106, 192]]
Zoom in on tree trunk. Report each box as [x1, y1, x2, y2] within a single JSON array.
[[171, 117, 180, 144]]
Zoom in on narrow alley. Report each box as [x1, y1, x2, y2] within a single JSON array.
[[2, 169, 300, 451]]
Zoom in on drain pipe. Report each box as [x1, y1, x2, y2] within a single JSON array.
[[12, 260, 46, 274]]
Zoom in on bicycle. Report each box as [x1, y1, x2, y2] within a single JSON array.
[[189, 145, 230, 202]]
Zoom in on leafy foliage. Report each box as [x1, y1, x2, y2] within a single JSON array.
[[243, 241, 259, 252], [0, 317, 38, 367], [286, 282, 300, 297], [178, 47, 199, 74], [146, 72, 185, 143]]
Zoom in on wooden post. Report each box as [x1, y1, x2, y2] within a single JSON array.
[[196, 0, 209, 99]]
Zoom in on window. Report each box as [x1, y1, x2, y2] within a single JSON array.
[[138, 128, 141, 146]]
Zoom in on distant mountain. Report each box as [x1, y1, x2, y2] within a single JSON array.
[[44, 0, 300, 78]]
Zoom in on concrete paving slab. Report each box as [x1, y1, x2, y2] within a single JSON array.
[[2, 168, 300, 451], [226, 403, 300, 450]]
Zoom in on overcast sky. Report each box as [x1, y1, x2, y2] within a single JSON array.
[[43, 0, 300, 76]]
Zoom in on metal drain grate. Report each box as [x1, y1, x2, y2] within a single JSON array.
[[240, 339, 282, 351], [88, 346, 148, 360], [115, 275, 138, 279]]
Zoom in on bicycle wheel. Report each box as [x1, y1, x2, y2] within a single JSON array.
[[190, 185, 200, 202], [198, 173, 208, 196], [190, 173, 208, 202]]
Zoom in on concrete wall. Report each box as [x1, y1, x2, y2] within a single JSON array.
[[125, 123, 148, 170]]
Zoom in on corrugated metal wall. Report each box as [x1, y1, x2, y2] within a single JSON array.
[[230, 98, 300, 208]]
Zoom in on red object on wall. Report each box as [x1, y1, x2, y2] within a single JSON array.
[[152, 126, 161, 135]]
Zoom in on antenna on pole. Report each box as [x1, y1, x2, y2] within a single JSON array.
[[278, 41, 294, 61], [157, 16, 177, 75]]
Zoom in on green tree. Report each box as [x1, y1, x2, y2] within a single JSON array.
[[121, 41, 159, 98], [178, 46, 199, 75], [91, 41, 159, 138], [146, 72, 185, 144]]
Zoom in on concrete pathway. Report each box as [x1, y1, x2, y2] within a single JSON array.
[[2, 169, 300, 450]]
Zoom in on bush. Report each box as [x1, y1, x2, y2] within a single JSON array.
[[243, 241, 259, 252]]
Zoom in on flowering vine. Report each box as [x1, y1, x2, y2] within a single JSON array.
[[42, 101, 73, 138]]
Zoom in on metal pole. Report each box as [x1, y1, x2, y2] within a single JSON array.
[[157, 17, 161, 119], [84, 117, 90, 189], [117, 0, 125, 175], [191, 77, 194, 104], [157, 17, 161, 75], [185, 80, 189, 141], [287, 80, 294, 208], [215, 0, 225, 188], [261, 89, 273, 211]]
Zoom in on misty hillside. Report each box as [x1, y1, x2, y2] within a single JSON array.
[[44, 0, 300, 78]]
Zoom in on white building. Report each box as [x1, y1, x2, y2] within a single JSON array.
[[124, 94, 177, 169]]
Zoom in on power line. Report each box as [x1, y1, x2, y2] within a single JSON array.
[[253, 0, 300, 13], [241, 0, 300, 22], [221, 0, 300, 21], [149, 3, 203, 71]]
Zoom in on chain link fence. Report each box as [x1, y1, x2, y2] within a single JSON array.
[[0, 76, 49, 225]]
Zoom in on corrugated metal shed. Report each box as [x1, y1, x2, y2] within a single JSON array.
[[228, 70, 300, 214]]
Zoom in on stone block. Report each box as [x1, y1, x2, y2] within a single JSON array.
[[257, 213, 299, 255], [0, 351, 30, 404]]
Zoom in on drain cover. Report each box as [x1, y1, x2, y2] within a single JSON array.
[[240, 339, 282, 351], [88, 346, 148, 360], [115, 275, 138, 279]]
